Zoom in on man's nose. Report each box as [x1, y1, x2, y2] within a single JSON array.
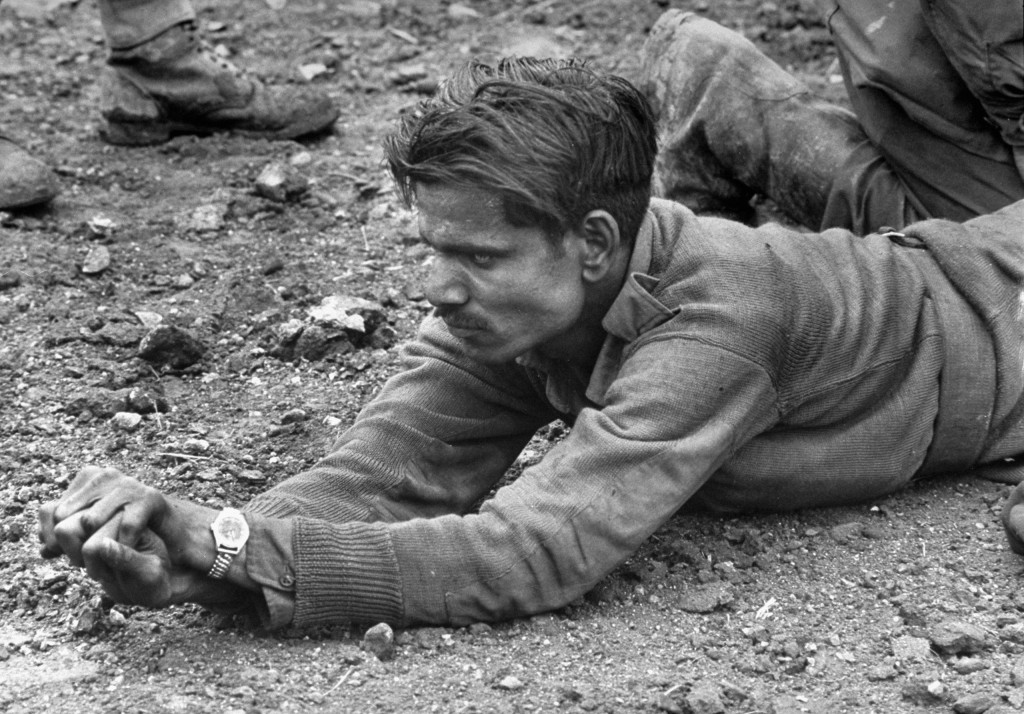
[[424, 256, 470, 307]]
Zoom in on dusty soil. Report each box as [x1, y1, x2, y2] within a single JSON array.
[[2, 1, 1024, 713]]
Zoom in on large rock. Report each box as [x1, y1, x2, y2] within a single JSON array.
[[928, 620, 994, 656], [137, 325, 206, 369]]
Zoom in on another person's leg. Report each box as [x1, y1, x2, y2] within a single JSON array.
[[641, 9, 1024, 234], [97, 0, 340, 145], [639, 10, 920, 233]]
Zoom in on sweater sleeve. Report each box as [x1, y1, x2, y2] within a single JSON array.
[[253, 320, 780, 626], [244, 317, 558, 624]]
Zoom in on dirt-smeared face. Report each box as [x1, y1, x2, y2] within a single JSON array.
[[416, 184, 588, 365]]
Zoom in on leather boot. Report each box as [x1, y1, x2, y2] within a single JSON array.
[[101, 22, 339, 146], [0, 135, 60, 210], [640, 10, 865, 228]]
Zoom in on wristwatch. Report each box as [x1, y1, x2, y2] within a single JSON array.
[[207, 507, 250, 579]]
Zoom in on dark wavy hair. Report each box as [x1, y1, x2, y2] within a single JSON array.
[[383, 57, 656, 247]]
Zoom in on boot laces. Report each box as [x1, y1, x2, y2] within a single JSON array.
[[184, 22, 246, 78]]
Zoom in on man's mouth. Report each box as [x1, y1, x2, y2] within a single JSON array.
[[443, 319, 485, 334], [437, 312, 488, 336]]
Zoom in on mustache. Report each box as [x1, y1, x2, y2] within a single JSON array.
[[433, 308, 488, 330]]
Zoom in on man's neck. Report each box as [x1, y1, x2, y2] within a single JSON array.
[[538, 247, 633, 367]]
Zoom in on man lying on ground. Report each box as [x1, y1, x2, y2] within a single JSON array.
[[38, 57, 1024, 628]]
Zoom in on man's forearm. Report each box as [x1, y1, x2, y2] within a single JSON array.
[[161, 498, 262, 594], [168, 568, 256, 609]]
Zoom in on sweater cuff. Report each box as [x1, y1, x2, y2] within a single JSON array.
[[292, 518, 404, 627]]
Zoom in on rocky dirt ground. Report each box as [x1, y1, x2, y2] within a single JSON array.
[[2, 0, 1024, 712]]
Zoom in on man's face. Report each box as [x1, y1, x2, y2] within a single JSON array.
[[416, 184, 588, 364]]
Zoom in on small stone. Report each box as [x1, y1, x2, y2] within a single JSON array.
[[951, 657, 988, 674], [298, 62, 329, 81], [1011, 656, 1024, 686], [447, 3, 481, 20], [81, 245, 111, 275], [126, 387, 168, 414], [308, 295, 385, 334], [952, 692, 1002, 714], [110, 411, 143, 431], [134, 311, 163, 329], [182, 438, 210, 454], [685, 682, 725, 714], [768, 694, 814, 714], [182, 203, 226, 232], [73, 605, 103, 635], [999, 622, 1024, 645], [255, 162, 309, 203], [237, 469, 267, 484], [86, 215, 115, 237], [292, 324, 350, 361], [866, 663, 898, 681], [495, 675, 524, 691], [990, 705, 1023, 714], [829, 521, 863, 543], [901, 679, 947, 706], [468, 623, 493, 637], [64, 387, 129, 419], [412, 627, 447, 650], [361, 622, 394, 661], [280, 408, 308, 424], [276, 318, 307, 344], [262, 256, 285, 275], [0, 270, 23, 290], [96, 320, 147, 347]]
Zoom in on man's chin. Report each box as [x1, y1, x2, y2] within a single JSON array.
[[450, 334, 520, 365]]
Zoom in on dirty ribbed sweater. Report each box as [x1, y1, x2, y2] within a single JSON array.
[[244, 198, 1024, 627]]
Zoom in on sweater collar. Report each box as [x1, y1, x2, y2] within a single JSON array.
[[516, 206, 680, 409]]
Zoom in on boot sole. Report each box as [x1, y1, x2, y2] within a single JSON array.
[[102, 110, 340, 147]]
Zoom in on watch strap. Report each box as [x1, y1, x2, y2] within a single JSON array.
[[207, 550, 235, 579]]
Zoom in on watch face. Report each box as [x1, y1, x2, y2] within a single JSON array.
[[215, 511, 249, 548]]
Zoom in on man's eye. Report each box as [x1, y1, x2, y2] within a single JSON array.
[[470, 254, 495, 267]]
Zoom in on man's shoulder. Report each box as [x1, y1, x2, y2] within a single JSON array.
[[644, 199, 809, 278]]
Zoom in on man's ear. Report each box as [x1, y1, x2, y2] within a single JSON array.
[[576, 210, 623, 283]]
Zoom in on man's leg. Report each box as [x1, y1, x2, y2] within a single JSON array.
[[96, 0, 339, 145], [639, 10, 926, 233], [97, 0, 194, 49]]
